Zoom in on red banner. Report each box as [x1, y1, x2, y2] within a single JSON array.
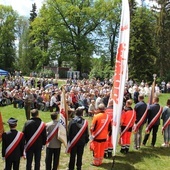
[[0, 112, 4, 142]]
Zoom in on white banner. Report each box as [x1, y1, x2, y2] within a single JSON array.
[[58, 88, 67, 147], [112, 0, 130, 156]]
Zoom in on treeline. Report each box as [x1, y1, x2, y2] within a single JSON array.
[[0, 0, 170, 83]]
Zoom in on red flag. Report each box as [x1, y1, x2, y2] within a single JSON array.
[[0, 112, 4, 142]]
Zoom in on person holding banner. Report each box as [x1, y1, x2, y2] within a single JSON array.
[[143, 97, 162, 147], [2, 117, 25, 170], [90, 103, 111, 166], [133, 95, 148, 150], [22, 109, 46, 170], [120, 100, 136, 154], [45, 112, 61, 170], [67, 107, 89, 170], [161, 99, 170, 147]]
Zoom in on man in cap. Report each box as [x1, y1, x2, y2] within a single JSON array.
[[45, 112, 61, 170], [90, 103, 111, 166], [2, 117, 25, 170]]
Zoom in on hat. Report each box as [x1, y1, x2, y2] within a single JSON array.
[[7, 117, 18, 125]]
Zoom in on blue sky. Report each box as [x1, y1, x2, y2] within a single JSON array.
[[1, 0, 44, 16]]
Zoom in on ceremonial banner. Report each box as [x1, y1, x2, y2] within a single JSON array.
[[148, 75, 156, 105], [58, 87, 68, 147], [112, 0, 130, 156], [0, 112, 4, 142]]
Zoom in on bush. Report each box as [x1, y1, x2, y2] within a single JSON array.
[[39, 69, 55, 78]]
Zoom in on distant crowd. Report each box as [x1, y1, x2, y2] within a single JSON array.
[[0, 75, 170, 114]]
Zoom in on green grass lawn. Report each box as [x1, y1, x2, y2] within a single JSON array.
[[0, 93, 170, 170]]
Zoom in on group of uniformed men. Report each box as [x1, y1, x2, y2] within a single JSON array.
[[1, 91, 167, 170]]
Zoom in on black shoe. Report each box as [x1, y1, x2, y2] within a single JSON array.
[[104, 153, 107, 158], [120, 149, 125, 153], [108, 152, 112, 158], [125, 148, 129, 153]]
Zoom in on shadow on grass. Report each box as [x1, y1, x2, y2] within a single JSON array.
[[98, 146, 170, 170], [100, 161, 136, 170]]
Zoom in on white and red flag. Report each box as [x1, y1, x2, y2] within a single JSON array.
[[0, 112, 4, 142], [58, 87, 68, 147], [112, 0, 130, 156]]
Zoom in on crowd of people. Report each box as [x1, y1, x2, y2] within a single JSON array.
[[1, 75, 170, 170]]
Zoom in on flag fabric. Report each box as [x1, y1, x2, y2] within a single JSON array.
[[148, 77, 156, 105], [112, 0, 130, 156], [0, 112, 4, 142], [58, 87, 68, 148]]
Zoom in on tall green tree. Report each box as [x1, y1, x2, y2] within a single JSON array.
[[153, 0, 170, 80], [0, 5, 18, 71], [94, 0, 121, 68], [33, 0, 115, 74], [28, 3, 38, 71], [129, 7, 157, 82], [89, 55, 113, 80]]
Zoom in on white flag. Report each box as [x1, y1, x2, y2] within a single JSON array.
[[58, 88, 67, 147], [112, 0, 130, 156]]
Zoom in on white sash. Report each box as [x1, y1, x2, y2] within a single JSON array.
[[90, 114, 109, 140], [24, 122, 45, 152], [145, 106, 162, 133], [66, 120, 88, 153], [120, 110, 135, 137], [46, 122, 59, 144], [5, 131, 23, 158]]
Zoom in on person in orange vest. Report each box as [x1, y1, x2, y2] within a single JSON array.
[[90, 103, 111, 166], [104, 100, 113, 158], [120, 99, 136, 154]]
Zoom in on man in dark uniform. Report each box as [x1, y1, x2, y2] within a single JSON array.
[[23, 109, 46, 170], [133, 95, 147, 149], [142, 97, 162, 147], [23, 87, 34, 120], [2, 117, 25, 170], [67, 108, 89, 170]]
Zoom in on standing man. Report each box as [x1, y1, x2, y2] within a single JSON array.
[[133, 87, 139, 104], [143, 97, 162, 147], [133, 95, 148, 150], [45, 112, 61, 170], [23, 109, 46, 170], [23, 87, 34, 120], [90, 103, 111, 166], [161, 99, 170, 147], [67, 108, 89, 170], [2, 117, 25, 170], [120, 100, 136, 154], [104, 100, 113, 158]]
